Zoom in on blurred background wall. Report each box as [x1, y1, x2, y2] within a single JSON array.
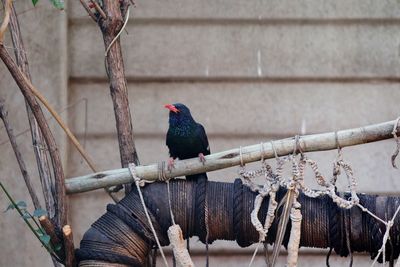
[[1, 1, 400, 266]]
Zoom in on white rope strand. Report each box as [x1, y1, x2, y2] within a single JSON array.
[[105, 6, 130, 57], [370, 204, 400, 267], [129, 163, 169, 267], [166, 181, 176, 225], [248, 241, 262, 267]]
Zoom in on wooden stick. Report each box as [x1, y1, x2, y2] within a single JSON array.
[[5, 3, 64, 266], [6, 1, 117, 204], [66, 119, 399, 194], [90, 0, 106, 19], [0, 0, 11, 43], [39, 216, 61, 247], [62, 225, 76, 267], [101, 0, 140, 194], [81, 0, 139, 195], [0, 98, 42, 209], [79, 0, 98, 23]]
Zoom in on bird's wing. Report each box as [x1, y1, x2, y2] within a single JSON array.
[[166, 129, 178, 158], [197, 123, 210, 155]]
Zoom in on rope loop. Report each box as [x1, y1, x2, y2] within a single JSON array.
[[293, 135, 304, 157], [158, 161, 170, 182], [270, 140, 279, 160], [260, 142, 265, 162], [391, 117, 400, 168]]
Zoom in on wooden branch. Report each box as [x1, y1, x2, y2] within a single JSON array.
[[0, 98, 41, 209], [6, 0, 56, 219], [7, 0, 118, 205], [0, 0, 11, 43], [80, 0, 139, 195], [66, 119, 399, 194], [39, 216, 61, 246], [0, 44, 67, 228], [62, 225, 76, 267], [79, 0, 98, 22], [99, 0, 139, 193], [90, 0, 106, 19]]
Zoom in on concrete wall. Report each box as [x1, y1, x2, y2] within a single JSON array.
[[1, 1, 400, 266]]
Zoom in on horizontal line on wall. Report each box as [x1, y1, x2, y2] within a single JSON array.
[[70, 76, 400, 84], [70, 17, 400, 27], [74, 132, 294, 140]]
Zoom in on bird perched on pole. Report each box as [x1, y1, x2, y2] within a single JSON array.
[[164, 103, 210, 180]]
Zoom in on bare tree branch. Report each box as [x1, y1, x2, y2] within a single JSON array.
[[79, 0, 97, 23], [5, 0, 56, 220], [0, 44, 67, 228], [0, 0, 11, 43], [80, 0, 140, 194], [90, 0, 106, 19], [0, 98, 41, 209], [39, 216, 62, 251]]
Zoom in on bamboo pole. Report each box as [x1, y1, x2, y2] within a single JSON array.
[[66, 119, 399, 194]]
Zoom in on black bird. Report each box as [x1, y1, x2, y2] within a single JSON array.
[[165, 103, 210, 180]]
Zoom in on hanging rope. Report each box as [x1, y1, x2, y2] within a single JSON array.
[[240, 129, 400, 266], [128, 163, 169, 267], [159, 161, 195, 267]]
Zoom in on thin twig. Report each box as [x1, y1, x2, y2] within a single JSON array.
[[0, 98, 87, 146], [5, 0, 57, 220], [0, 44, 67, 228], [0, 0, 11, 43], [39, 215, 61, 246], [79, 0, 97, 22], [0, 182, 61, 262], [4, 12, 117, 201], [66, 119, 400, 194], [90, 0, 106, 19], [0, 98, 42, 209]]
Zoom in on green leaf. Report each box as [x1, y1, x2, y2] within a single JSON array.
[[35, 228, 44, 234], [32, 0, 39, 6], [33, 209, 47, 218], [22, 213, 31, 219], [40, 234, 51, 245], [4, 203, 15, 212], [48, 0, 64, 10], [16, 201, 27, 209]]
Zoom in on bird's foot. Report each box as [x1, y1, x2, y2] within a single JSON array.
[[167, 157, 175, 171], [198, 153, 206, 165]]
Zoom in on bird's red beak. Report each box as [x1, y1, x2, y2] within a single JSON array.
[[164, 104, 179, 113]]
